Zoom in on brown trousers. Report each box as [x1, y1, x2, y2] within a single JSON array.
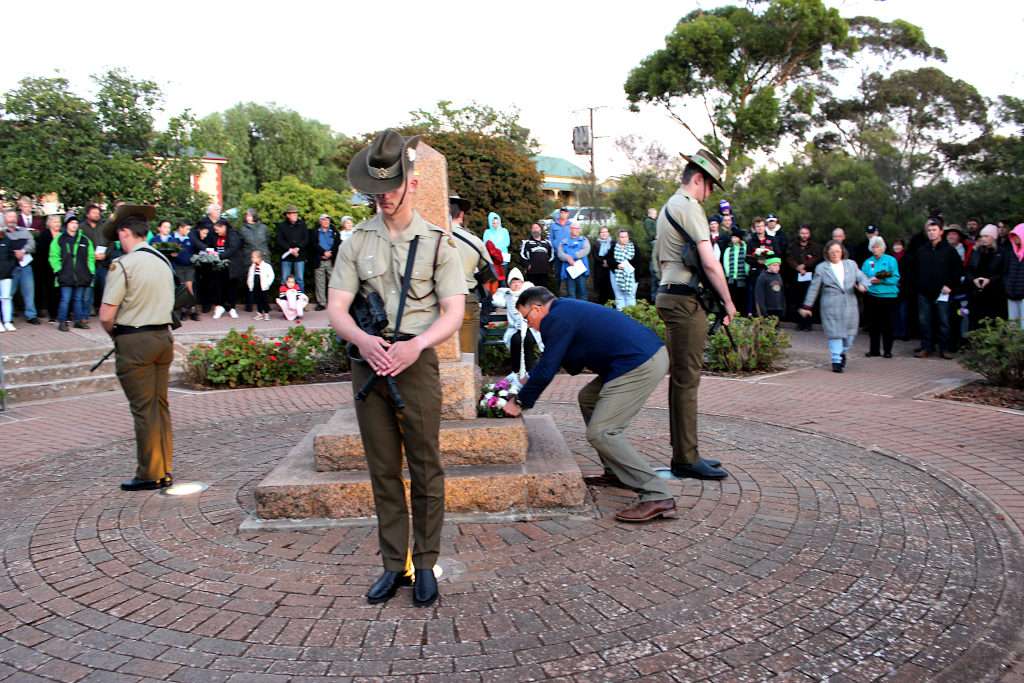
[[655, 292, 706, 467], [115, 329, 174, 482], [460, 297, 480, 365], [351, 348, 444, 571]]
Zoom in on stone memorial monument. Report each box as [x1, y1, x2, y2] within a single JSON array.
[[245, 143, 588, 529]]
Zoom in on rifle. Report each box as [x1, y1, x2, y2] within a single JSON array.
[[349, 236, 420, 408], [662, 208, 737, 350], [90, 348, 115, 373]]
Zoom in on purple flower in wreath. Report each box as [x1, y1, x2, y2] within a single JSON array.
[[494, 379, 510, 391], [487, 396, 499, 408]]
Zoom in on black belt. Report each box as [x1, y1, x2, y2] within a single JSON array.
[[393, 333, 416, 342], [113, 324, 170, 337], [658, 284, 697, 296]]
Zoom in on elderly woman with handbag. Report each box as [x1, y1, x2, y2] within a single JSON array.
[[799, 239, 871, 373]]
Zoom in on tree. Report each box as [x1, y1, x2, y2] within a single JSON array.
[[92, 68, 161, 155], [625, 0, 852, 177], [609, 136, 681, 243], [407, 100, 540, 156], [193, 103, 344, 208]]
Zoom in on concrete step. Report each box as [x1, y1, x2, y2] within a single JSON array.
[[314, 407, 528, 471], [5, 374, 122, 404], [254, 414, 588, 521], [2, 346, 112, 370], [6, 360, 109, 385]]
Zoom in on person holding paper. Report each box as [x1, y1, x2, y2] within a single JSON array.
[[911, 219, 963, 359], [557, 222, 591, 300], [610, 229, 639, 310], [786, 224, 821, 330]]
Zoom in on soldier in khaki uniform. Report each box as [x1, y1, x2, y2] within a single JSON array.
[[654, 150, 737, 481], [97, 205, 176, 491], [327, 130, 466, 607], [448, 193, 495, 364]]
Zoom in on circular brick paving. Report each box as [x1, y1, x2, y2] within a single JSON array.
[[1, 408, 1022, 682]]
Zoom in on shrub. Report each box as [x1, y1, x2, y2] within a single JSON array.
[[480, 344, 510, 378], [618, 300, 665, 340], [184, 325, 345, 388], [960, 318, 1024, 389], [706, 315, 790, 373]]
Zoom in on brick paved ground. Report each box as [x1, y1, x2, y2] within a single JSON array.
[[2, 328, 1024, 681]]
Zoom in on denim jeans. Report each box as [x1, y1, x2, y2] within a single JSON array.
[[827, 336, 855, 364], [11, 264, 36, 319], [280, 260, 305, 292], [1009, 299, 1024, 330], [894, 298, 909, 338], [58, 286, 90, 322], [917, 294, 950, 352], [564, 273, 588, 300], [93, 265, 108, 311], [0, 278, 12, 323]]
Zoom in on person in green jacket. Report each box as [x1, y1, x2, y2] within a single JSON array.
[[722, 228, 750, 315], [50, 215, 95, 331]]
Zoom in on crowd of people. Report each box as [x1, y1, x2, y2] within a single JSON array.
[[0, 199, 360, 331]]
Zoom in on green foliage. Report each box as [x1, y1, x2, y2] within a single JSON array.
[[480, 344, 510, 378], [239, 176, 371, 248], [193, 103, 344, 208], [625, 0, 851, 176], [0, 70, 207, 212], [959, 318, 1024, 389], [408, 100, 540, 156], [618, 301, 666, 341], [707, 316, 791, 373], [184, 325, 345, 388]]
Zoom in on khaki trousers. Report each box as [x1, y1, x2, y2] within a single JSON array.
[[115, 329, 174, 482], [351, 348, 444, 571], [460, 297, 480, 365], [655, 292, 706, 467], [578, 347, 672, 502], [314, 261, 333, 305]]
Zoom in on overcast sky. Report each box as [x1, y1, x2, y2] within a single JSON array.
[[2, 1, 1020, 180]]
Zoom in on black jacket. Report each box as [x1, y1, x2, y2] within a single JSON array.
[[276, 219, 310, 261], [310, 227, 341, 266], [1005, 252, 1024, 301], [214, 229, 246, 280], [54, 232, 94, 287], [520, 238, 553, 276], [0, 235, 19, 279], [913, 239, 963, 300]]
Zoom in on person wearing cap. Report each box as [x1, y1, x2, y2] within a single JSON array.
[[966, 225, 1005, 330], [97, 205, 176, 491], [448, 193, 495, 364], [754, 256, 785, 318], [327, 129, 466, 607], [765, 213, 787, 264], [49, 214, 95, 332], [654, 149, 736, 481], [550, 207, 572, 295], [312, 213, 341, 311], [276, 206, 310, 292], [722, 226, 750, 315], [556, 222, 591, 300]]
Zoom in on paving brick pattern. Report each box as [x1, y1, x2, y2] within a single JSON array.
[[2, 329, 1024, 681]]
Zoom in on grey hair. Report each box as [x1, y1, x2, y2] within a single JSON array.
[[207, 203, 221, 214], [868, 235, 886, 251]]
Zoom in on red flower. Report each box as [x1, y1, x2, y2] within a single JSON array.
[[269, 355, 277, 361], [274, 341, 282, 347], [284, 336, 291, 342], [241, 334, 248, 340], [249, 341, 256, 346]]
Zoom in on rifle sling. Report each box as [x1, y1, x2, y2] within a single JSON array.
[[391, 236, 420, 341], [661, 207, 710, 306]]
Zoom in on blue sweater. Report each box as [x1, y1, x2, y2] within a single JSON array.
[[860, 253, 900, 298], [517, 299, 664, 409]]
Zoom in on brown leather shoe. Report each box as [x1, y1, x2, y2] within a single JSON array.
[[913, 350, 931, 358], [615, 498, 677, 523]]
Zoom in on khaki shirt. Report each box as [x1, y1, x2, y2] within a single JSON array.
[[451, 224, 493, 300], [102, 242, 174, 326], [330, 211, 467, 336], [655, 188, 711, 286]]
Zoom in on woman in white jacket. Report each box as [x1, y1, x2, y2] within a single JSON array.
[[246, 250, 276, 320], [492, 268, 544, 375]]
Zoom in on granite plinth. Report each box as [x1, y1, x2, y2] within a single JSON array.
[[440, 355, 477, 420], [436, 334, 460, 362], [314, 406, 528, 470], [412, 143, 450, 230], [253, 414, 587, 521]]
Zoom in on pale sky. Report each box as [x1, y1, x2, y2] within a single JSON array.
[[2, 1, 1020, 181]]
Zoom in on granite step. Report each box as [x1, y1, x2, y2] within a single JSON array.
[[5, 374, 123, 404], [314, 407, 528, 471], [252, 414, 588, 522], [1, 346, 112, 370], [5, 360, 110, 385]]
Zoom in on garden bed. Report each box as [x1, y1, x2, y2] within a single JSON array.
[[937, 380, 1024, 412]]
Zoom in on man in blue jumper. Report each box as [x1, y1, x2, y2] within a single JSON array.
[[502, 287, 676, 523]]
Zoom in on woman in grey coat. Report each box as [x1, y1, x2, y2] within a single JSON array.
[[240, 209, 270, 311], [799, 240, 871, 373]]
